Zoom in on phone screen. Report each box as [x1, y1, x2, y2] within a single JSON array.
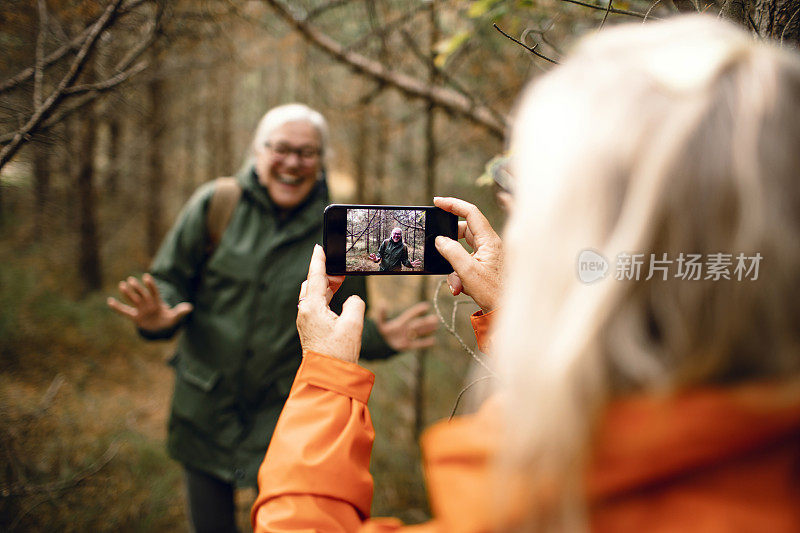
[[324, 204, 457, 275]]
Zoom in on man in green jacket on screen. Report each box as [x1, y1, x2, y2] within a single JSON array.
[[108, 104, 438, 533]]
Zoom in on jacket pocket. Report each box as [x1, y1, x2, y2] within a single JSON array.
[[170, 353, 223, 436]]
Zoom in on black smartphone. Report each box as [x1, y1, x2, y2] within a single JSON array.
[[324, 204, 458, 275]]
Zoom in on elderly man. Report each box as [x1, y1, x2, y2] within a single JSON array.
[[369, 227, 422, 271], [108, 104, 438, 532]]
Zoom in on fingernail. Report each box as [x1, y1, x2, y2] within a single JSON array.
[[435, 236, 445, 246], [448, 284, 454, 294]]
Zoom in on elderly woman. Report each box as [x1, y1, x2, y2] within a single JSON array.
[[250, 16, 800, 533], [108, 104, 438, 532]]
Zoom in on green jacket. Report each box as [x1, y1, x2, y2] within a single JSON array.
[[378, 238, 412, 271], [148, 166, 394, 487]]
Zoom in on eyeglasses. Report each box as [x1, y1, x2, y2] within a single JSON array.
[[265, 142, 321, 161]]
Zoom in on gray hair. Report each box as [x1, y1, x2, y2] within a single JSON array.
[[251, 103, 330, 156], [494, 14, 800, 531]]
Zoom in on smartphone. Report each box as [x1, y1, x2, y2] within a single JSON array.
[[324, 204, 458, 275]]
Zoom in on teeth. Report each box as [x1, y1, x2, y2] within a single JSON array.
[[277, 175, 303, 185]]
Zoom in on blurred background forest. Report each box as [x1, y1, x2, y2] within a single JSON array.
[[1, 0, 797, 530]]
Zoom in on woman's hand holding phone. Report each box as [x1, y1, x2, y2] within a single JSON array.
[[297, 245, 364, 364], [433, 197, 503, 314]]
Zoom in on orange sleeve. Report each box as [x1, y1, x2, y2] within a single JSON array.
[[470, 308, 497, 354], [251, 351, 441, 533]]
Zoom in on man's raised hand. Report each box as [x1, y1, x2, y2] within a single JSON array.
[[107, 273, 193, 333], [377, 302, 438, 352]]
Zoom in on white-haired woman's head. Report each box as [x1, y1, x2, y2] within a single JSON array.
[[252, 103, 329, 157], [251, 104, 330, 210], [494, 14, 800, 530]]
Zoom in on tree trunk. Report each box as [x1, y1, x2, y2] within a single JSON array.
[[374, 113, 388, 204], [214, 66, 234, 177], [105, 113, 121, 196], [354, 110, 369, 204], [76, 102, 102, 294], [414, 0, 440, 441], [146, 54, 165, 257], [32, 139, 51, 240]]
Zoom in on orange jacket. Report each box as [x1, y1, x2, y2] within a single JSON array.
[[252, 311, 800, 532]]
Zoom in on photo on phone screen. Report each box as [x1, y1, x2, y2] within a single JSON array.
[[324, 204, 457, 276], [347, 208, 424, 272]]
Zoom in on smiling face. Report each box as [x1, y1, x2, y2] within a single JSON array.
[[254, 120, 322, 210], [391, 228, 402, 242]]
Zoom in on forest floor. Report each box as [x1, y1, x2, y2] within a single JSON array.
[[0, 201, 484, 531], [346, 252, 424, 273]]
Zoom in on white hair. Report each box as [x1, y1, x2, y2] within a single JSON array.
[[493, 14, 800, 531], [251, 103, 330, 156]]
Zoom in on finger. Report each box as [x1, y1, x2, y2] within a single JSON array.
[[447, 272, 463, 296], [464, 225, 476, 250], [395, 302, 431, 324], [325, 275, 345, 304], [434, 197, 494, 239], [119, 281, 142, 306], [107, 297, 137, 319], [409, 336, 437, 350], [457, 221, 467, 240], [410, 315, 440, 335], [435, 236, 475, 279], [339, 295, 366, 329], [170, 302, 194, 321], [306, 245, 330, 300], [127, 276, 150, 303], [143, 273, 162, 302], [298, 280, 308, 301], [377, 307, 388, 325]]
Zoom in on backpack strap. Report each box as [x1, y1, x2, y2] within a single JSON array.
[[206, 176, 242, 252]]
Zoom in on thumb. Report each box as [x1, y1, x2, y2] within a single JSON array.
[[435, 236, 472, 273], [171, 302, 194, 321], [340, 295, 366, 329]]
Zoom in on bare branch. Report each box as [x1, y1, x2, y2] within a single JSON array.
[[522, 16, 565, 55], [399, 29, 508, 130], [780, 6, 800, 43], [432, 279, 494, 375], [345, 210, 379, 254], [305, 0, 356, 21], [559, 0, 655, 19], [493, 23, 559, 64], [0, 0, 125, 170], [344, 4, 429, 52], [112, 4, 164, 72], [261, 0, 506, 138], [63, 61, 148, 95], [643, 0, 664, 23], [600, 0, 614, 28], [449, 375, 495, 420], [0, 0, 149, 95], [33, 0, 48, 108]]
